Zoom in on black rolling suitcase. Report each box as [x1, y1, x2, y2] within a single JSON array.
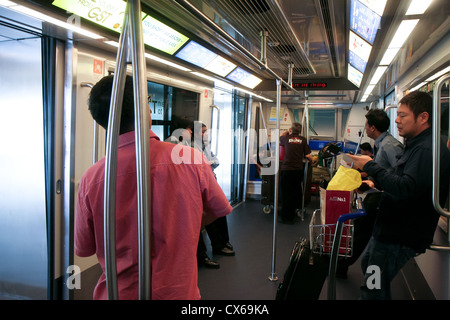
[[276, 238, 328, 300], [261, 173, 274, 206]]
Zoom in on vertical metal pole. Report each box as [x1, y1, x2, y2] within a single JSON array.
[[432, 75, 450, 224], [104, 0, 151, 300], [128, 0, 151, 300], [304, 91, 309, 142], [269, 79, 282, 281], [287, 63, 294, 87], [243, 96, 252, 202], [104, 8, 130, 300], [260, 30, 268, 67]]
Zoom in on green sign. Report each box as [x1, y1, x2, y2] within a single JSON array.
[[52, 0, 189, 55]]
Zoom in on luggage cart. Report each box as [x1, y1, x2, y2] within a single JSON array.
[[309, 197, 366, 300]]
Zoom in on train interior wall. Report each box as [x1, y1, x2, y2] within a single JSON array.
[[0, 4, 449, 300]]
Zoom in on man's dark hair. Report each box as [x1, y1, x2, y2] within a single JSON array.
[[360, 142, 373, 153], [291, 122, 302, 134], [365, 109, 390, 133], [399, 91, 432, 125], [88, 75, 135, 134]]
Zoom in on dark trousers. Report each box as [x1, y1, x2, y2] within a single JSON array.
[[279, 169, 304, 221], [197, 216, 230, 256]]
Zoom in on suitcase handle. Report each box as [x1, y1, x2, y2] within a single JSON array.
[[328, 197, 365, 300]]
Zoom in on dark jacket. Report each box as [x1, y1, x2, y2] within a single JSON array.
[[364, 128, 450, 253]]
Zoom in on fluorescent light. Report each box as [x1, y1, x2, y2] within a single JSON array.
[[6, 4, 103, 39], [145, 53, 191, 72], [363, 84, 375, 97], [103, 41, 192, 71], [191, 72, 216, 82], [380, 19, 419, 65], [426, 66, 450, 82], [369, 66, 387, 85], [410, 82, 427, 91], [406, 0, 433, 15]]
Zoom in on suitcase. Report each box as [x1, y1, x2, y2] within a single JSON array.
[[261, 161, 274, 206], [276, 238, 328, 300]]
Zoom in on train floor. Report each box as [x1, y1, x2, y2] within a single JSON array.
[[197, 196, 412, 300]]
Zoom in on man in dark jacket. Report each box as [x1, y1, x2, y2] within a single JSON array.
[[279, 122, 313, 223], [348, 91, 450, 299]]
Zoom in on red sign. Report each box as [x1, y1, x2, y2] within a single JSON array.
[[93, 59, 103, 75], [292, 82, 327, 89]]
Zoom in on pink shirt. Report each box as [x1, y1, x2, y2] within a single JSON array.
[[75, 130, 232, 300]]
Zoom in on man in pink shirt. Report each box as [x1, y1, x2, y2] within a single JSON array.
[[75, 75, 232, 300]]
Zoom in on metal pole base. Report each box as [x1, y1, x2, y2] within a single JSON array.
[[268, 273, 278, 281]]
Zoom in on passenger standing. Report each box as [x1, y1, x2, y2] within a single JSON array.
[[75, 75, 232, 299], [279, 122, 313, 224], [348, 91, 450, 299], [337, 109, 404, 278], [197, 123, 235, 257]]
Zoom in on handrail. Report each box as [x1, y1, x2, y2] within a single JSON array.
[[431, 73, 450, 250], [328, 198, 366, 300], [243, 97, 252, 202], [432, 73, 450, 219], [129, 0, 151, 300], [268, 79, 282, 281], [256, 102, 272, 155], [104, 0, 151, 300], [104, 11, 128, 300]]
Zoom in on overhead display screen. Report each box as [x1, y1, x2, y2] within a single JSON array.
[[348, 64, 363, 87], [52, 0, 189, 55], [204, 55, 237, 77], [349, 31, 372, 63], [141, 15, 188, 55], [358, 0, 387, 16], [226, 67, 262, 89], [349, 50, 367, 74], [175, 41, 237, 77], [350, 0, 382, 44], [175, 40, 217, 68]]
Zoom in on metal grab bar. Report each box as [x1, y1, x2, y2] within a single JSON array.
[[431, 73, 450, 249], [432, 73, 450, 219], [328, 198, 366, 300], [104, 0, 151, 300], [268, 79, 282, 282], [256, 102, 272, 156]]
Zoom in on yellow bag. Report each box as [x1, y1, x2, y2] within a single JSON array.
[[326, 165, 362, 191]]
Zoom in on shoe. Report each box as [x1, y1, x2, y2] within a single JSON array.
[[213, 246, 235, 256], [198, 256, 220, 269], [225, 242, 234, 250]]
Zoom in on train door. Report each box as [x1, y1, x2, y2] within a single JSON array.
[[0, 11, 47, 299], [230, 93, 248, 204], [212, 86, 248, 205]]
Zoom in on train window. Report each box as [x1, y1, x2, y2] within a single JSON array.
[[309, 109, 336, 139], [147, 81, 199, 140]]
